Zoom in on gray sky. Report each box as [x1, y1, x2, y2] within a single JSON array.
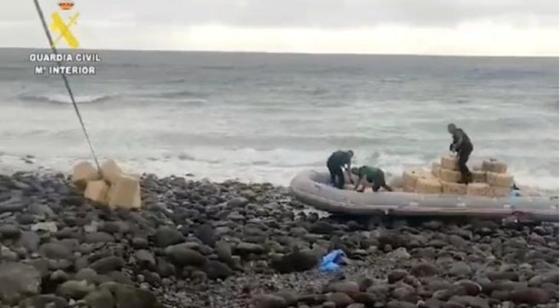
[[1, 0, 558, 56]]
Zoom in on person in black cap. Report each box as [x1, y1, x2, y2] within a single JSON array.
[[448, 123, 474, 184], [326, 150, 354, 189]]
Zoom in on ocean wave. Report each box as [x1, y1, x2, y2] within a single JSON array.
[[145, 90, 206, 100], [18, 93, 113, 104]]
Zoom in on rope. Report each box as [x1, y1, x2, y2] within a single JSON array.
[[32, 0, 102, 171]]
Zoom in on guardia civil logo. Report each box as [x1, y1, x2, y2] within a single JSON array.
[[50, 0, 80, 49]]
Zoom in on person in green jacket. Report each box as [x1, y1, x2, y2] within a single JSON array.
[[351, 165, 393, 192]]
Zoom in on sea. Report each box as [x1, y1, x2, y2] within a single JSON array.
[[0, 48, 558, 191]]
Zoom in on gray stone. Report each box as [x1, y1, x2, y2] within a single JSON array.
[[18, 294, 68, 308], [0, 224, 21, 238], [85, 288, 115, 308], [165, 244, 207, 267], [57, 280, 96, 299], [102, 282, 160, 308], [31, 222, 58, 233], [19, 231, 40, 252], [509, 287, 551, 305], [85, 232, 115, 243], [154, 226, 185, 247], [326, 281, 360, 294], [39, 243, 73, 260], [449, 296, 489, 308], [0, 262, 41, 304], [326, 292, 354, 307], [135, 249, 156, 268], [253, 294, 287, 308], [204, 260, 233, 280], [227, 197, 249, 208], [90, 256, 125, 274], [234, 242, 266, 255]]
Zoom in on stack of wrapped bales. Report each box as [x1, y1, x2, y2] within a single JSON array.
[[71, 160, 142, 209], [404, 155, 513, 197]]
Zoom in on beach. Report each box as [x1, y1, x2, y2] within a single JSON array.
[[0, 48, 558, 307], [0, 171, 558, 307], [0, 49, 558, 192]]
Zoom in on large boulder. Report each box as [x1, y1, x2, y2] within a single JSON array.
[[0, 262, 41, 304]]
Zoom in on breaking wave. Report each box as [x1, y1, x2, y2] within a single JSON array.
[[18, 93, 113, 104]]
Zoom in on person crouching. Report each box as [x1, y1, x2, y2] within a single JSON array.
[[351, 165, 393, 192]]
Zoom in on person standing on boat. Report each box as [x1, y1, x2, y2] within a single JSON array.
[[448, 123, 473, 184], [352, 166, 393, 192], [327, 150, 354, 189]]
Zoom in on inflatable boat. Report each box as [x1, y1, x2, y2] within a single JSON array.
[[290, 170, 559, 221]]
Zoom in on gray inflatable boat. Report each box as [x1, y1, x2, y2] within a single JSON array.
[[290, 170, 559, 221]]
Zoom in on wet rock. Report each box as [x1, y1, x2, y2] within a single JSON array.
[[388, 269, 409, 283], [31, 221, 58, 233], [103, 282, 161, 308], [387, 247, 411, 260], [326, 292, 354, 307], [90, 256, 125, 274], [228, 197, 249, 208], [392, 284, 418, 303], [325, 281, 360, 294], [57, 280, 96, 299], [449, 262, 472, 277], [487, 271, 519, 281], [85, 232, 115, 243], [204, 260, 233, 280], [270, 250, 318, 273], [85, 288, 115, 308], [528, 272, 558, 287], [19, 231, 40, 252], [135, 249, 156, 268], [309, 221, 338, 235], [449, 296, 489, 308], [154, 226, 185, 247], [275, 290, 298, 306], [18, 294, 68, 308], [387, 300, 417, 308], [0, 224, 20, 238], [411, 263, 438, 277], [252, 294, 287, 308], [165, 244, 207, 267], [234, 242, 266, 255], [39, 243, 73, 260], [74, 268, 101, 285], [0, 262, 41, 304], [509, 287, 551, 305], [131, 237, 149, 249], [454, 280, 482, 296], [194, 223, 216, 246], [215, 241, 234, 266]]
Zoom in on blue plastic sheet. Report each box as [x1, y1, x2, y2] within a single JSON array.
[[319, 249, 346, 273]]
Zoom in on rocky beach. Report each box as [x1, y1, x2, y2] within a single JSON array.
[[0, 171, 558, 308]]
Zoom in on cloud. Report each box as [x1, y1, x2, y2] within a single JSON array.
[[0, 0, 557, 55]]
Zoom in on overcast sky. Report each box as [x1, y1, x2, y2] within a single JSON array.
[[1, 0, 558, 56]]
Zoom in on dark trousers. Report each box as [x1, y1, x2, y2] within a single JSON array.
[[368, 174, 393, 192], [327, 162, 345, 189], [457, 145, 473, 183]]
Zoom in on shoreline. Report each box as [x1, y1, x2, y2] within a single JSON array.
[[0, 170, 558, 307]]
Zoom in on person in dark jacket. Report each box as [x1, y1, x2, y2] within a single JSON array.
[[351, 165, 393, 192], [326, 150, 354, 189], [448, 123, 474, 184]]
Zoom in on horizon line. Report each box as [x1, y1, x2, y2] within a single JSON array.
[[1, 46, 557, 59]]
